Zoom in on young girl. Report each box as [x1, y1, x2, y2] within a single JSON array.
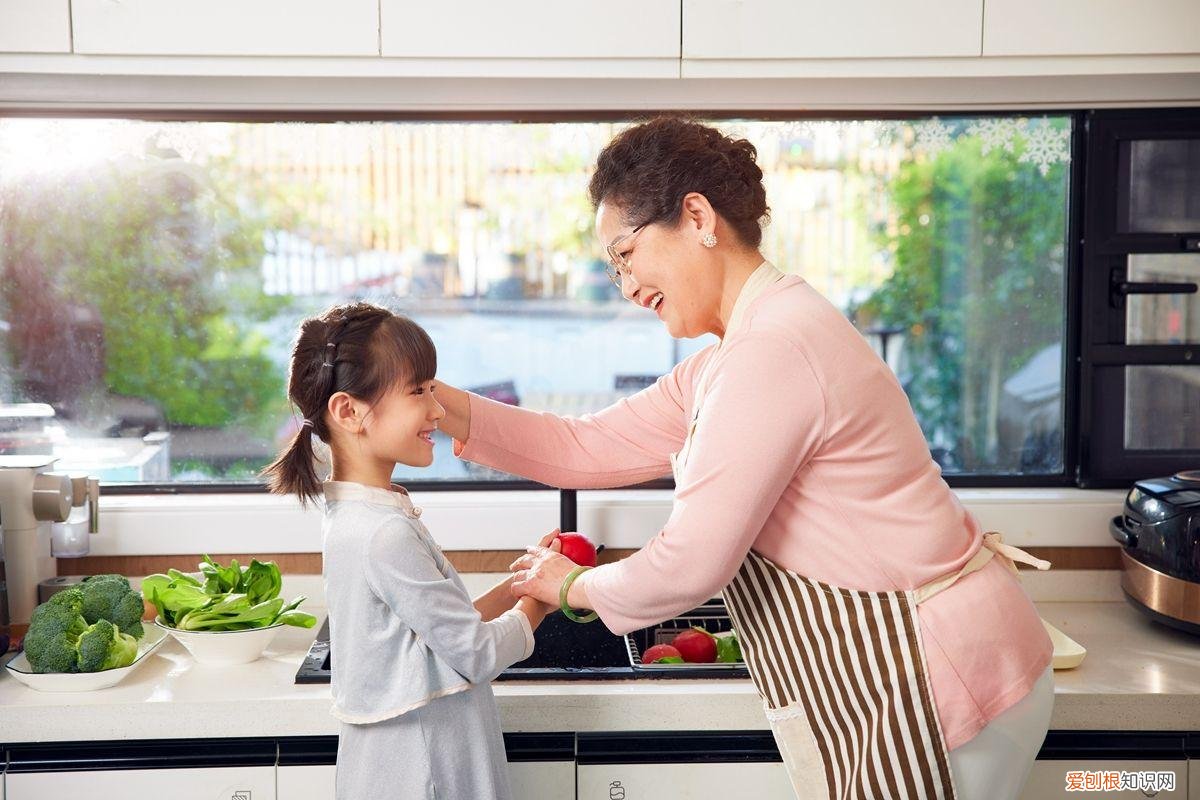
[[264, 302, 554, 800]]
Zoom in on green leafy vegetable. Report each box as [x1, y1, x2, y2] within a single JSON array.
[[716, 630, 742, 663], [145, 555, 315, 632]]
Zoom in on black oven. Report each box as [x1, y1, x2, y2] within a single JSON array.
[[1079, 109, 1200, 487]]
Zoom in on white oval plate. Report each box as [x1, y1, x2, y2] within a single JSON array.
[[1043, 618, 1087, 670], [5, 624, 168, 692]]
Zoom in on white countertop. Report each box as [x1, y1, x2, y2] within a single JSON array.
[[1, 601, 1197, 744]]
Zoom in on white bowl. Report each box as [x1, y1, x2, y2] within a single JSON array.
[[5, 625, 168, 692], [155, 617, 283, 666]]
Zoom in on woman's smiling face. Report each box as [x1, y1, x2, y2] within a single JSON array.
[[595, 199, 722, 340]]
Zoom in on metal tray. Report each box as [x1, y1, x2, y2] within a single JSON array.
[[625, 599, 746, 673]]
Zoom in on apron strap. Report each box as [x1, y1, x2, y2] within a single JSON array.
[[913, 532, 1051, 605]]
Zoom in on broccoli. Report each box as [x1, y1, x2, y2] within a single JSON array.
[[23, 588, 89, 673], [46, 586, 85, 612], [23, 589, 140, 674], [76, 619, 139, 672], [79, 574, 145, 639]]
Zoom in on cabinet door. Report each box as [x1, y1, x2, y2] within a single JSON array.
[[273, 754, 572, 799], [984, 0, 1200, 56], [278, 764, 337, 799], [0, 0, 70, 53], [1021, 759, 1188, 798], [71, 0, 379, 56], [683, 0, 983, 60], [6, 766, 275, 800], [578, 762, 795, 798], [380, 0, 680, 59], [509, 761, 575, 800]]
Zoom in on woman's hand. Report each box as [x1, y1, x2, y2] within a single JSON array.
[[510, 529, 579, 608], [433, 382, 472, 444]]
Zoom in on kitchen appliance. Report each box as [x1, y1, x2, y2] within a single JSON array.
[[0, 455, 100, 645], [37, 575, 86, 603], [1109, 469, 1200, 635]]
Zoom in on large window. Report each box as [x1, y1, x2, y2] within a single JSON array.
[[0, 114, 1072, 488]]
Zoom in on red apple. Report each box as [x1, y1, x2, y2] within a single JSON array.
[[671, 628, 718, 663], [556, 532, 597, 567], [641, 644, 683, 664]]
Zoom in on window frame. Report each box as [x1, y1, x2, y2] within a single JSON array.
[[0, 107, 1087, 494]]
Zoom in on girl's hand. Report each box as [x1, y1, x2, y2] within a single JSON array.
[[510, 529, 573, 608], [536, 528, 563, 552]]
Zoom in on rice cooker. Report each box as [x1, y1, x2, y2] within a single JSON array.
[[1109, 470, 1200, 636]]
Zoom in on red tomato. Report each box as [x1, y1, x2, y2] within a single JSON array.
[[556, 532, 597, 567], [671, 628, 718, 663], [641, 644, 683, 664]]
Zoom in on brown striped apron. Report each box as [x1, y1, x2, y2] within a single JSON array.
[[671, 263, 1051, 800]]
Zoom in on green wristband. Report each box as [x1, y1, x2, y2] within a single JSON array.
[[559, 565, 598, 623]]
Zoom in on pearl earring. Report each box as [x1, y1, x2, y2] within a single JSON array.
[[701, 232, 718, 248]]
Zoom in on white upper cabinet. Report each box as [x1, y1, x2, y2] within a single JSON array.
[[380, 0, 680, 60], [71, 0, 380, 56], [682, 0, 984, 60], [0, 0, 70, 53], [984, 0, 1200, 56]]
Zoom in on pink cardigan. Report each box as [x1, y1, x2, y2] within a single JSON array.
[[458, 273, 1052, 751]]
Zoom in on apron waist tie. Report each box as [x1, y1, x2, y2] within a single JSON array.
[[914, 532, 1050, 605]]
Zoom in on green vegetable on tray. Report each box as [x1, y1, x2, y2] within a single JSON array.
[[716, 630, 743, 663], [23, 578, 143, 674], [144, 556, 317, 632]]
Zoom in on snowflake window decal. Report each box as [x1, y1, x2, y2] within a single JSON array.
[[714, 116, 1070, 177], [910, 115, 1071, 175]]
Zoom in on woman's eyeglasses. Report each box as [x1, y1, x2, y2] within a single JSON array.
[[604, 224, 646, 287]]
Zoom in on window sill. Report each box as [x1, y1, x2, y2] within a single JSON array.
[[87, 487, 1127, 556]]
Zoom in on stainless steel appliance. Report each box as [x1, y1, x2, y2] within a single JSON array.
[[0, 455, 100, 645], [1109, 469, 1200, 635]]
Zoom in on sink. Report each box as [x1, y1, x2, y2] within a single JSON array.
[[295, 600, 750, 683]]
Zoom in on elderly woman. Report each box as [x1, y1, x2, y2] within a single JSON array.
[[436, 117, 1054, 800]]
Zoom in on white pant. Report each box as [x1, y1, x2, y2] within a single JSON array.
[[948, 666, 1055, 800]]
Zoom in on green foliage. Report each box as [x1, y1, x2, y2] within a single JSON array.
[[0, 148, 289, 428], [858, 126, 1067, 471]]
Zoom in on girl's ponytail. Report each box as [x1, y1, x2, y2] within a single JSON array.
[[262, 420, 323, 507]]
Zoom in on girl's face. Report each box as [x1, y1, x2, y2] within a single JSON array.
[[355, 378, 446, 469]]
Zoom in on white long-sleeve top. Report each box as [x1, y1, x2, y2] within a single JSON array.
[[321, 480, 534, 725]]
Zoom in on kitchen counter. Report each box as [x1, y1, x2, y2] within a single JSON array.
[[0, 601, 1197, 744]]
